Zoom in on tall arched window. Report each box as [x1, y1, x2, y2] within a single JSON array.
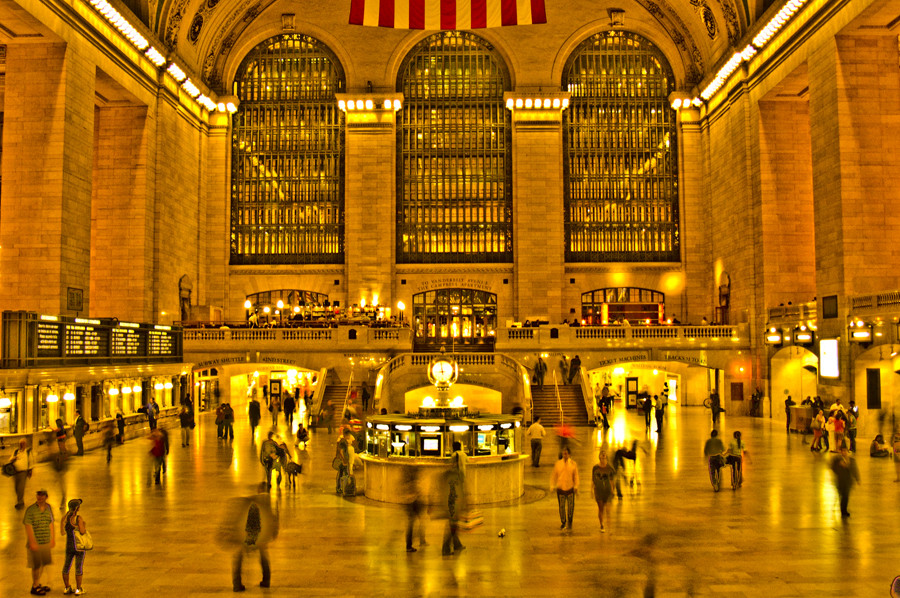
[[562, 31, 679, 263], [397, 32, 512, 264], [231, 34, 345, 265]]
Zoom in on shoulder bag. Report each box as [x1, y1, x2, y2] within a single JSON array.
[[72, 516, 93, 551]]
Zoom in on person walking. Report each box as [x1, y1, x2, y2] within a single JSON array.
[[830, 446, 860, 518], [260, 432, 283, 489], [231, 493, 277, 591], [223, 403, 235, 441], [146, 397, 159, 431], [334, 429, 353, 494], [103, 423, 116, 464], [268, 393, 282, 428], [654, 393, 666, 433], [248, 398, 261, 440], [642, 395, 653, 434], [591, 451, 616, 532], [179, 407, 192, 447], [283, 393, 295, 432], [149, 429, 165, 485], [811, 409, 825, 451], [115, 412, 126, 444], [550, 447, 579, 530], [784, 395, 796, 432], [526, 417, 546, 467], [215, 404, 226, 439], [402, 468, 426, 552], [24, 489, 55, 595], [60, 498, 88, 596], [846, 402, 858, 452], [533, 356, 547, 388], [73, 411, 87, 456], [710, 392, 722, 427], [9, 438, 34, 509], [725, 431, 749, 488], [567, 355, 582, 384], [442, 441, 467, 555]]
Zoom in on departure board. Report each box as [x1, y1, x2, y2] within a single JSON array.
[[37, 323, 62, 357], [0, 311, 183, 368], [112, 328, 141, 355], [148, 330, 176, 355]]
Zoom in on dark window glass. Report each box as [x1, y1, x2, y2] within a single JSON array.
[[231, 34, 345, 264], [397, 32, 512, 264], [562, 31, 679, 262]]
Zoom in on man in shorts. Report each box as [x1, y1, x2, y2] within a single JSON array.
[[23, 489, 55, 595]]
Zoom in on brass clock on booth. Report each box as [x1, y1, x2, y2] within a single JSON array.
[[427, 355, 458, 388]]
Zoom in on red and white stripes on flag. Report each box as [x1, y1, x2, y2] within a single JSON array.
[[349, 0, 547, 30]]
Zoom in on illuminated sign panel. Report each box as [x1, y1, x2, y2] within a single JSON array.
[[819, 339, 839, 378]]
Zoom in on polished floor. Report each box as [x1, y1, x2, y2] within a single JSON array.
[[1, 403, 897, 597]]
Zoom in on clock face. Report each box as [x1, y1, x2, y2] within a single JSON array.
[[431, 361, 453, 382]]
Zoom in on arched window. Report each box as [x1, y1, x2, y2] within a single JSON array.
[[412, 288, 498, 349], [562, 31, 679, 263], [581, 287, 666, 325], [397, 32, 512, 264], [231, 34, 345, 265]]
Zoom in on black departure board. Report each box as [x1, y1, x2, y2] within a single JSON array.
[[0, 311, 183, 368]]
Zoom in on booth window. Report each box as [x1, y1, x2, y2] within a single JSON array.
[[396, 31, 513, 263], [231, 34, 346, 265], [562, 31, 679, 262], [582, 287, 665, 325]]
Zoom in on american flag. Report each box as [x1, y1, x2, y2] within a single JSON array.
[[349, 0, 547, 29]]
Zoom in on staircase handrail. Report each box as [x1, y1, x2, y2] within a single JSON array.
[[308, 368, 328, 426], [578, 366, 595, 425], [552, 370, 564, 424]]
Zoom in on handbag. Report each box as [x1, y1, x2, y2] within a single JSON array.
[[2, 461, 16, 477], [332, 456, 343, 471], [74, 529, 93, 551]]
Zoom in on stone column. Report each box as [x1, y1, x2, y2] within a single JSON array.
[[809, 34, 900, 400], [341, 95, 397, 310], [677, 106, 709, 325], [0, 43, 96, 315], [508, 94, 567, 322]]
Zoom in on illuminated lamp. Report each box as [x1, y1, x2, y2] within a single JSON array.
[[46, 393, 59, 403], [849, 321, 872, 343], [393, 99, 401, 111], [420, 425, 441, 432], [478, 425, 494, 431], [154, 383, 165, 390], [794, 326, 814, 345], [765, 327, 782, 345], [524, 99, 532, 108], [506, 98, 514, 109], [63, 392, 75, 401], [164, 381, 173, 389], [500, 423, 512, 429], [109, 388, 120, 396], [534, 99, 542, 108], [553, 98, 561, 108], [395, 425, 412, 431], [450, 396, 464, 408], [132, 385, 142, 393], [376, 424, 390, 431], [365, 99, 374, 110], [122, 386, 132, 394], [383, 99, 391, 109], [449, 425, 469, 432], [0, 398, 11, 408], [515, 98, 523, 109], [244, 300, 252, 309], [422, 396, 436, 408]]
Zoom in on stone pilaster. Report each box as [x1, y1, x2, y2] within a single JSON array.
[[0, 43, 95, 315]]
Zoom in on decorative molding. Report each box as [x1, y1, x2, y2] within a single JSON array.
[[565, 265, 683, 274], [229, 268, 345, 276], [395, 264, 515, 275]]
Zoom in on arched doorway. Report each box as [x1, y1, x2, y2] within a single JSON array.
[[412, 288, 497, 352]]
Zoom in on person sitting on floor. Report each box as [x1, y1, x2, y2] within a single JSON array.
[[870, 434, 891, 458]]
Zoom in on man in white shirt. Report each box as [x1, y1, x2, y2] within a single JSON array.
[[526, 417, 546, 467], [550, 447, 579, 530]]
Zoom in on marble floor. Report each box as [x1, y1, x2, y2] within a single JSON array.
[[1, 404, 897, 597]]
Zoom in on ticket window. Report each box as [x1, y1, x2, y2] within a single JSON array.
[[475, 430, 497, 456], [448, 431, 472, 456], [498, 427, 515, 454], [390, 432, 412, 457], [420, 434, 442, 456], [368, 426, 392, 458]]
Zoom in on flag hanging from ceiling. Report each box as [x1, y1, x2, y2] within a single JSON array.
[[349, 0, 547, 30]]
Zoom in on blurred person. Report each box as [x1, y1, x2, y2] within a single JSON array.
[[9, 438, 34, 509], [533, 356, 547, 388], [283, 392, 295, 432], [526, 416, 546, 467], [846, 401, 858, 452], [335, 429, 353, 495], [811, 409, 825, 451], [215, 404, 226, 439], [73, 410, 88, 456], [24, 489, 55, 596], [893, 433, 900, 482], [226, 492, 278, 591], [295, 423, 310, 450], [591, 450, 615, 532], [248, 398, 261, 440], [54, 419, 68, 455], [146, 397, 159, 431], [784, 395, 796, 432], [655, 393, 666, 433], [259, 432, 283, 489], [403, 468, 427, 552], [555, 422, 576, 456], [725, 431, 749, 488], [567, 355, 581, 384], [158, 426, 170, 474], [870, 434, 890, 458], [550, 447, 578, 530], [831, 446, 860, 518], [60, 498, 88, 595], [115, 412, 125, 444], [832, 411, 846, 452], [642, 395, 653, 433], [268, 392, 282, 428], [103, 422, 116, 464], [149, 429, 165, 485], [710, 392, 722, 427], [613, 440, 639, 498], [179, 406, 192, 447], [442, 441, 467, 555], [223, 402, 235, 441]]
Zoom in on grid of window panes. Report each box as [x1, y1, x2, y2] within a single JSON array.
[[412, 289, 498, 340], [397, 32, 512, 263], [231, 34, 345, 264], [563, 31, 679, 262], [581, 287, 666, 324]]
